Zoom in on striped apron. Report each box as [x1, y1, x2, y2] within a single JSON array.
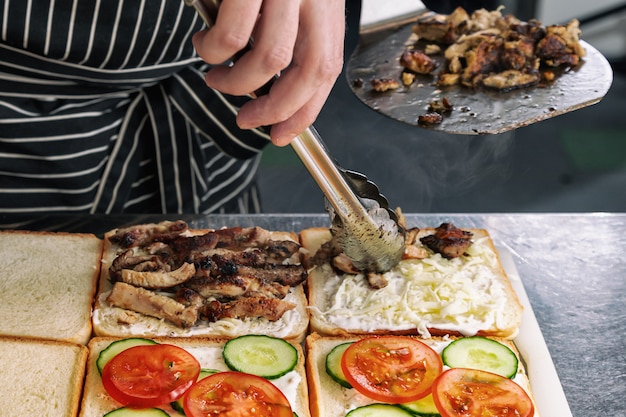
[[0, 0, 270, 216]]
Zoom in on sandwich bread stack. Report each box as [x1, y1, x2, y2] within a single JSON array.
[[0, 230, 102, 344], [0, 336, 88, 417]]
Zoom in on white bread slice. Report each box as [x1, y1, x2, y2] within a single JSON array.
[[301, 226, 523, 339], [305, 333, 539, 417], [80, 336, 311, 417], [0, 230, 102, 344], [0, 335, 88, 417], [92, 224, 309, 342]]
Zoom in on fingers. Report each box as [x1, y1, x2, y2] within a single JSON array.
[[192, 0, 346, 145], [194, 0, 300, 96], [192, 0, 262, 65]]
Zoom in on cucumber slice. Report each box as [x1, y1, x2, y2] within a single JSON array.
[[441, 336, 519, 379], [104, 407, 169, 416], [96, 338, 158, 374], [223, 335, 297, 379], [325, 342, 353, 388], [346, 404, 414, 417], [170, 369, 219, 414], [399, 393, 440, 416]]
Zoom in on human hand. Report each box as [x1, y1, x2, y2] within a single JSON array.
[[192, 0, 346, 146]]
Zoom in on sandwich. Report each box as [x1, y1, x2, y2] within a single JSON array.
[[80, 335, 311, 417], [305, 332, 538, 417], [92, 220, 309, 342], [0, 230, 102, 344], [301, 222, 523, 339], [0, 335, 88, 417]]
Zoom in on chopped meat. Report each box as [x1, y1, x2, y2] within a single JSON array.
[[202, 297, 295, 322], [108, 220, 188, 248], [410, 7, 585, 91], [120, 262, 196, 289], [461, 36, 503, 87], [107, 282, 200, 328], [400, 50, 439, 74], [412, 7, 470, 44], [418, 112, 443, 125], [420, 223, 473, 259], [428, 97, 453, 113], [482, 69, 540, 91], [109, 248, 174, 281], [371, 78, 400, 92], [332, 253, 360, 274], [366, 272, 388, 289], [402, 71, 416, 86]]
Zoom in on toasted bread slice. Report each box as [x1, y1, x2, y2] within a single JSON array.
[[305, 333, 539, 417], [301, 226, 523, 339], [80, 336, 311, 417], [0, 230, 102, 344], [0, 335, 88, 417], [92, 222, 309, 342]]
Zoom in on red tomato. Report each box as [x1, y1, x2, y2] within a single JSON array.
[[183, 371, 293, 417], [340, 336, 443, 404], [432, 368, 535, 417], [101, 344, 200, 408]]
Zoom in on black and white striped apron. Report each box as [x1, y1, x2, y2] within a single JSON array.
[[0, 0, 270, 216]]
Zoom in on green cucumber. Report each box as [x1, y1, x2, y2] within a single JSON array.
[[96, 338, 158, 374], [325, 342, 353, 388], [171, 369, 220, 414], [346, 404, 414, 417], [441, 336, 518, 379], [104, 407, 169, 416], [399, 393, 440, 416], [223, 335, 297, 379]]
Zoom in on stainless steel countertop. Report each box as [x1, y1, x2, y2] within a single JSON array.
[[2, 212, 625, 417]]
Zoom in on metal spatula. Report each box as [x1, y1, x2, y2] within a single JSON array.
[[184, 0, 406, 272], [346, 11, 613, 135]]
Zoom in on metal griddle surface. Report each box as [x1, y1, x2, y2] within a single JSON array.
[[346, 18, 613, 135]]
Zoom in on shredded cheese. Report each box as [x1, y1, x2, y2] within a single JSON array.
[[314, 237, 508, 337]]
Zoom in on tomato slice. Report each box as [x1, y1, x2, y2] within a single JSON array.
[[340, 336, 443, 404], [183, 371, 293, 417], [101, 344, 200, 408], [432, 368, 535, 417]]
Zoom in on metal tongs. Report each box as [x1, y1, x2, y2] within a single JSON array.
[[184, 0, 405, 272]]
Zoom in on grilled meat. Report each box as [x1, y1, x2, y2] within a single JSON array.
[[412, 7, 470, 44], [420, 222, 473, 259], [400, 50, 439, 74], [108, 220, 188, 248], [428, 97, 453, 113], [202, 296, 295, 323], [410, 7, 585, 91], [120, 262, 196, 289], [105, 221, 307, 328], [184, 270, 290, 300], [482, 69, 540, 91], [109, 249, 175, 281], [107, 282, 200, 328], [371, 78, 400, 92], [418, 112, 444, 125], [366, 272, 388, 289]]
